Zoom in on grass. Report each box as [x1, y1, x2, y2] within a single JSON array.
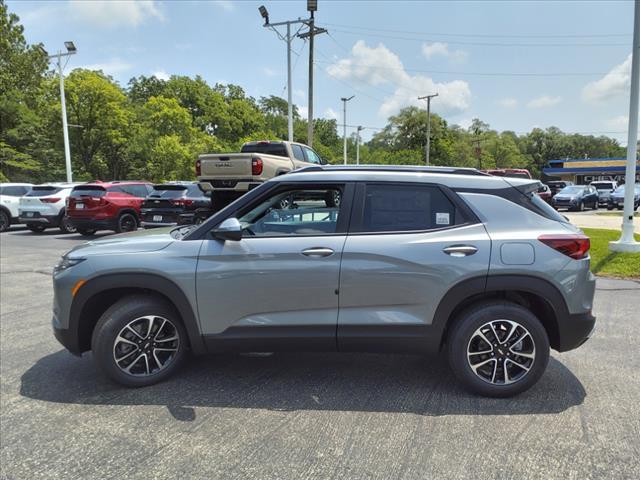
[[596, 211, 639, 217], [583, 228, 640, 279]]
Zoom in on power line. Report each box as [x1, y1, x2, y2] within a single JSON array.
[[329, 28, 630, 47], [322, 22, 632, 39], [313, 59, 621, 78]]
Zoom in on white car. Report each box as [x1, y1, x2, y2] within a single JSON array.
[[19, 183, 80, 234], [0, 183, 33, 232]]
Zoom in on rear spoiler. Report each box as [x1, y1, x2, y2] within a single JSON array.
[[502, 178, 543, 194]]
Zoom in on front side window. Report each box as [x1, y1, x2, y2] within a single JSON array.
[[303, 147, 323, 165], [237, 186, 342, 237], [291, 144, 306, 162], [359, 184, 457, 233]]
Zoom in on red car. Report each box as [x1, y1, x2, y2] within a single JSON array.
[[482, 168, 532, 179], [66, 181, 152, 236]]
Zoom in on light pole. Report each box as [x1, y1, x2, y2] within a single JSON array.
[[46, 41, 77, 183], [341, 95, 355, 164], [418, 93, 438, 165], [298, 0, 327, 147], [610, 0, 640, 253], [259, 6, 309, 142], [356, 125, 364, 165]]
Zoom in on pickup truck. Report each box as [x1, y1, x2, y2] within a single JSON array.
[[197, 140, 326, 207]]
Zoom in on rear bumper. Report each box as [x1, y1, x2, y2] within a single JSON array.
[[199, 179, 263, 193], [19, 212, 60, 226], [556, 311, 596, 352], [68, 217, 116, 231]]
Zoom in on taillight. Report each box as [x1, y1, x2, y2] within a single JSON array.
[[195, 159, 201, 176], [252, 157, 263, 176], [538, 234, 590, 260], [171, 199, 194, 207], [40, 197, 61, 203]]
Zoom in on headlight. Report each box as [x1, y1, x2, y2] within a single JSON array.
[[54, 256, 85, 274]]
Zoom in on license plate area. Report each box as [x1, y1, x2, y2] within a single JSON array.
[[153, 215, 163, 222], [76, 203, 84, 209]]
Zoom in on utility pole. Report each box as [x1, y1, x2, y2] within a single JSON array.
[[472, 138, 483, 170], [298, 0, 326, 147], [341, 95, 355, 164], [45, 42, 77, 183], [259, 6, 310, 142], [418, 93, 438, 165], [356, 126, 364, 165], [610, 0, 640, 253]]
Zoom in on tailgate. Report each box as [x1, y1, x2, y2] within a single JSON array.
[[200, 154, 253, 178]]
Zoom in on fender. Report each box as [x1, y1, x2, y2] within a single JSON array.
[[70, 273, 205, 354]]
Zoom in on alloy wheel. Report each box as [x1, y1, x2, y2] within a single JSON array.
[[466, 319, 535, 385], [119, 214, 137, 232], [60, 216, 77, 233], [112, 315, 180, 377]]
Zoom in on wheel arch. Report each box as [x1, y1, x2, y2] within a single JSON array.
[[70, 273, 205, 355], [433, 275, 566, 352]]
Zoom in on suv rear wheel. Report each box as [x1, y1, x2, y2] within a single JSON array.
[[447, 301, 549, 397], [91, 295, 188, 387], [59, 215, 77, 234], [116, 212, 138, 233]]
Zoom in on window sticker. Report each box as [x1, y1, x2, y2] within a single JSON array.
[[436, 212, 450, 225]]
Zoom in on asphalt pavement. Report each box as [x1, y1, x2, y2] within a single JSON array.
[[1, 226, 639, 480]]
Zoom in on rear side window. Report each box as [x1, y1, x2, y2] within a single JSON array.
[[119, 185, 149, 197], [0, 186, 29, 196], [241, 142, 288, 157], [358, 184, 457, 232], [25, 187, 62, 197], [71, 186, 106, 197], [291, 144, 305, 161]]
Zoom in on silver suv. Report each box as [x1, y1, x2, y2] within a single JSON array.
[[52, 166, 596, 397]]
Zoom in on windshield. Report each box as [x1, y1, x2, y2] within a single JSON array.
[[71, 186, 106, 197], [592, 182, 614, 190], [149, 185, 188, 198], [241, 142, 288, 157], [558, 186, 584, 195]]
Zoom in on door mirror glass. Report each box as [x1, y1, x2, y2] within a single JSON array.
[[212, 217, 242, 241]]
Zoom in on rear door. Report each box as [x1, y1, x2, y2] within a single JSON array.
[[337, 182, 491, 353]]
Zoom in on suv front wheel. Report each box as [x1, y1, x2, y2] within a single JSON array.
[[447, 301, 549, 397], [91, 295, 188, 387]]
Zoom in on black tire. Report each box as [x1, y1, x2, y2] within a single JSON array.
[[91, 295, 188, 387], [617, 206, 623, 210], [324, 189, 342, 208], [59, 215, 77, 234], [116, 212, 138, 233], [607, 205, 613, 210], [0, 209, 10, 232], [447, 301, 550, 398], [27, 224, 46, 233], [592, 201, 598, 210], [77, 228, 97, 236], [577, 201, 584, 212]]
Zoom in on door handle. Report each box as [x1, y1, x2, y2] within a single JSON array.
[[301, 247, 334, 257], [443, 245, 478, 257]]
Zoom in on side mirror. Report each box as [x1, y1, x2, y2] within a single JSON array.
[[211, 217, 242, 241]]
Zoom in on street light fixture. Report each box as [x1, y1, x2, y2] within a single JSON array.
[[307, 0, 318, 12], [46, 41, 77, 183], [258, 5, 269, 25], [341, 95, 355, 165]]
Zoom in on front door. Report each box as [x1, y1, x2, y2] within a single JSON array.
[[196, 182, 353, 351]]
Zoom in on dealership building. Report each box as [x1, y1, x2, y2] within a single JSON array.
[[542, 157, 640, 185]]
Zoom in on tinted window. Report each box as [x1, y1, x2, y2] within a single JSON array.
[[0, 186, 29, 196], [240, 142, 288, 157], [26, 186, 62, 197], [149, 185, 188, 199], [303, 147, 323, 165], [71, 186, 106, 197], [120, 185, 149, 197], [187, 184, 204, 197], [360, 184, 456, 232], [238, 186, 342, 236], [291, 144, 306, 161]]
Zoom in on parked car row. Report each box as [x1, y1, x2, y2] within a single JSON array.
[[0, 181, 211, 234], [548, 182, 640, 212]]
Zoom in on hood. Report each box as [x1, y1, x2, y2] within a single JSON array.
[[67, 227, 176, 258]]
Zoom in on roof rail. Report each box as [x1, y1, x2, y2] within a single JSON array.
[[293, 165, 490, 176]]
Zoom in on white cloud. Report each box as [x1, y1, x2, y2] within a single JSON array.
[[324, 108, 338, 120], [293, 89, 305, 100], [326, 40, 471, 117], [498, 97, 518, 108], [152, 70, 170, 81], [421, 42, 467, 62], [298, 106, 309, 118], [72, 0, 165, 27], [78, 58, 133, 75], [262, 67, 277, 77], [582, 55, 631, 103], [212, 0, 235, 11], [527, 95, 562, 109], [605, 115, 628, 129]]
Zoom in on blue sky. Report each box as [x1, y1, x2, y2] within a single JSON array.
[[8, 0, 637, 144]]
